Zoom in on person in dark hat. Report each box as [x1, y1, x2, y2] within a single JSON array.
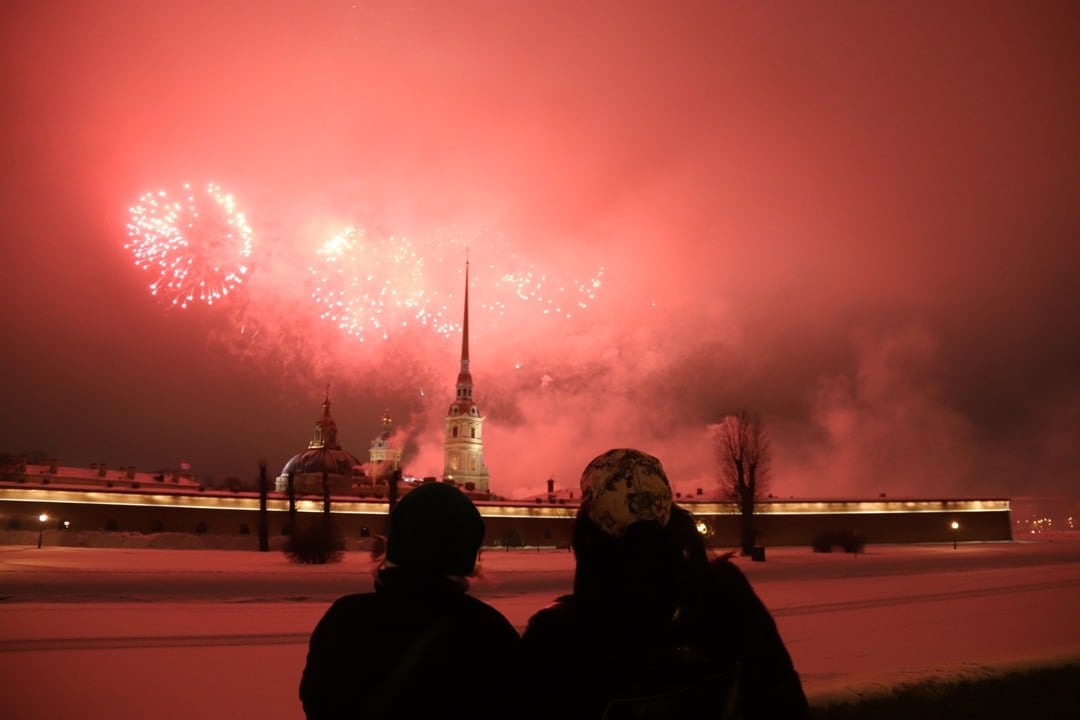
[[521, 448, 808, 720], [300, 482, 520, 720]]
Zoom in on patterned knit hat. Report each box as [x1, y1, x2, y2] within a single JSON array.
[[386, 482, 485, 576], [580, 448, 673, 537]]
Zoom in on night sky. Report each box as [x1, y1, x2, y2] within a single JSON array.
[[1, 1, 1076, 499]]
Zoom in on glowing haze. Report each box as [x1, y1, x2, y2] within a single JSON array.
[[1, 1, 1076, 500]]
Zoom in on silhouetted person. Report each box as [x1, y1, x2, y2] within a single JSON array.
[[300, 482, 520, 720], [522, 448, 808, 719]]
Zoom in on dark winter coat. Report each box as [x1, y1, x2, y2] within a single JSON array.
[[521, 557, 808, 720], [300, 566, 521, 720]]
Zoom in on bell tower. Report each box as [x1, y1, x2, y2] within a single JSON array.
[[443, 261, 489, 493], [369, 409, 403, 481]]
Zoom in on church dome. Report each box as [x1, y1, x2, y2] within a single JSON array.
[[278, 391, 364, 482], [280, 446, 363, 478]]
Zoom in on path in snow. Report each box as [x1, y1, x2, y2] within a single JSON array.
[[1, 540, 1078, 719]]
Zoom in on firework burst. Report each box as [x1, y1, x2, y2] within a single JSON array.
[[308, 223, 605, 344], [125, 183, 253, 309], [485, 264, 604, 319], [309, 226, 458, 342]]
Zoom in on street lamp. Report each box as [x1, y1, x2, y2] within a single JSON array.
[[951, 520, 959, 549], [37, 513, 48, 549]]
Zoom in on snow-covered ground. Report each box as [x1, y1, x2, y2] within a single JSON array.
[[1, 538, 1078, 719]]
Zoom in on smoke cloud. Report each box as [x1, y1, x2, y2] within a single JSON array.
[[1, 1, 1076, 500]]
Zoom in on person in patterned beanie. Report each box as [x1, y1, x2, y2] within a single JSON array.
[[521, 448, 808, 720]]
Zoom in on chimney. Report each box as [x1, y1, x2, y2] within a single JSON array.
[[126, 466, 136, 479], [98, 463, 108, 477], [49, 459, 58, 474], [547, 478, 555, 494]]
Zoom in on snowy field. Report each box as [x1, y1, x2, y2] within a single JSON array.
[[1, 538, 1079, 719]]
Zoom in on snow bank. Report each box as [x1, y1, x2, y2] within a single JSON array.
[[810, 655, 1080, 719]]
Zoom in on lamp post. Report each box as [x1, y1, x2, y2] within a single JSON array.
[[37, 513, 48, 549], [951, 520, 959, 550]]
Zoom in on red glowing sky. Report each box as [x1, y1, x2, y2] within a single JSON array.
[[1, 1, 1077, 499]]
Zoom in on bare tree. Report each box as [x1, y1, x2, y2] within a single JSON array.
[[286, 470, 297, 535], [321, 470, 331, 520], [711, 411, 771, 555], [257, 461, 270, 552]]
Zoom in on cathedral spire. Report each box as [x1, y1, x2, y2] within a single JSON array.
[[444, 257, 489, 493], [455, 261, 473, 402], [462, 260, 469, 368]]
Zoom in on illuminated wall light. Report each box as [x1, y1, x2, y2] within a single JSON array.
[[2, 485, 1011, 520]]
